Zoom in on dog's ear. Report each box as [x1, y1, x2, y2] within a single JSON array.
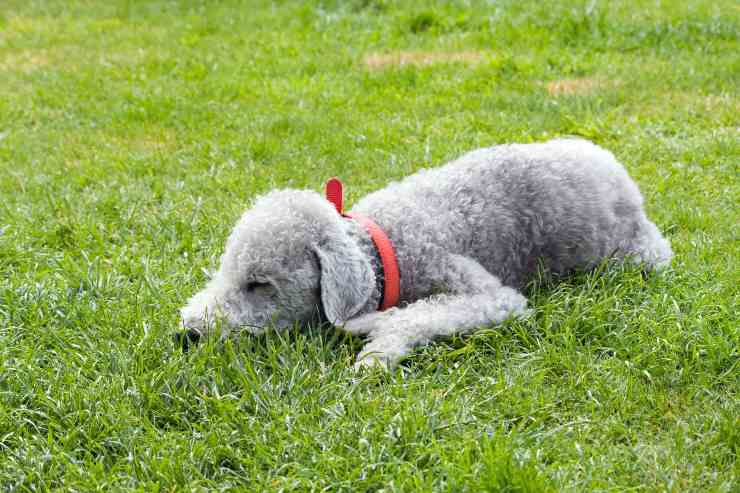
[[313, 229, 374, 325]]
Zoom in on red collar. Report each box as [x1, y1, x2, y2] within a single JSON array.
[[325, 178, 400, 310]]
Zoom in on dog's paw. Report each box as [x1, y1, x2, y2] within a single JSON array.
[[353, 353, 391, 372], [354, 335, 408, 371]]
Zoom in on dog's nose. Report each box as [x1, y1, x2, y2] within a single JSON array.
[[173, 328, 202, 352]]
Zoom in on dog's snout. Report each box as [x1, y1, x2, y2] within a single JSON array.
[[174, 328, 202, 352]]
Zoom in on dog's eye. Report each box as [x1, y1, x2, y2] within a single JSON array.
[[243, 281, 271, 293]]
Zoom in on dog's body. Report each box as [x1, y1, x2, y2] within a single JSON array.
[[180, 139, 672, 368]]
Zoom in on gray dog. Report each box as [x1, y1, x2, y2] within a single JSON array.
[[179, 139, 672, 369]]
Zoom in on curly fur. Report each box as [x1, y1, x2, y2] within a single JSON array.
[[180, 139, 672, 369]]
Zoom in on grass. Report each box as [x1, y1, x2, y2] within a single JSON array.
[[0, 0, 737, 490]]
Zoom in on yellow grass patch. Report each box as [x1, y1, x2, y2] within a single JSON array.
[[544, 77, 614, 96], [117, 128, 177, 153], [700, 94, 740, 113], [657, 91, 740, 115], [6, 15, 41, 34], [0, 49, 52, 73], [61, 128, 178, 167], [363, 50, 484, 69], [96, 48, 150, 68]]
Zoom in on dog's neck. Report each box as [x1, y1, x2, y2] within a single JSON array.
[[345, 219, 384, 315]]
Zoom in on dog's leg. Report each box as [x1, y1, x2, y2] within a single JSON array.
[[347, 255, 529, 370]]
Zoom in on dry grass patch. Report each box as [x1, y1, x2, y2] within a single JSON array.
[[654, 91, 740, 116], [97, 48, 151, 69], [0, 47, 156, 74], [0, 49, 52, 73], [545, 77, 617, 96], [364, 50, 484, 69], [117, 128, 177, 153], [700, 93, 740, 113], [6, 15, 43, 34], [59, 128, 177, 168]]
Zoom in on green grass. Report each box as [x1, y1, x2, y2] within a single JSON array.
[[0, 0, 738, 490]]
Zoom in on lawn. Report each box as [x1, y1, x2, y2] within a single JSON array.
[[0, 0, 738, 491]]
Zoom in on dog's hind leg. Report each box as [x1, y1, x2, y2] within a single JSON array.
[[347, 255, 530, 370]]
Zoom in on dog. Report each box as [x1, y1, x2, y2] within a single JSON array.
[[178, 139, 672, 369]]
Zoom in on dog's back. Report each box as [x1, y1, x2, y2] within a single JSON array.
[[352, 139, 668, 291]]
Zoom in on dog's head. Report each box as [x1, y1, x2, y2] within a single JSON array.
[[178, 190, 375, 346]]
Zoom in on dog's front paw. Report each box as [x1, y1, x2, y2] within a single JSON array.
[[354, 335, 407, 371], [353, 353, 391, 372]]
